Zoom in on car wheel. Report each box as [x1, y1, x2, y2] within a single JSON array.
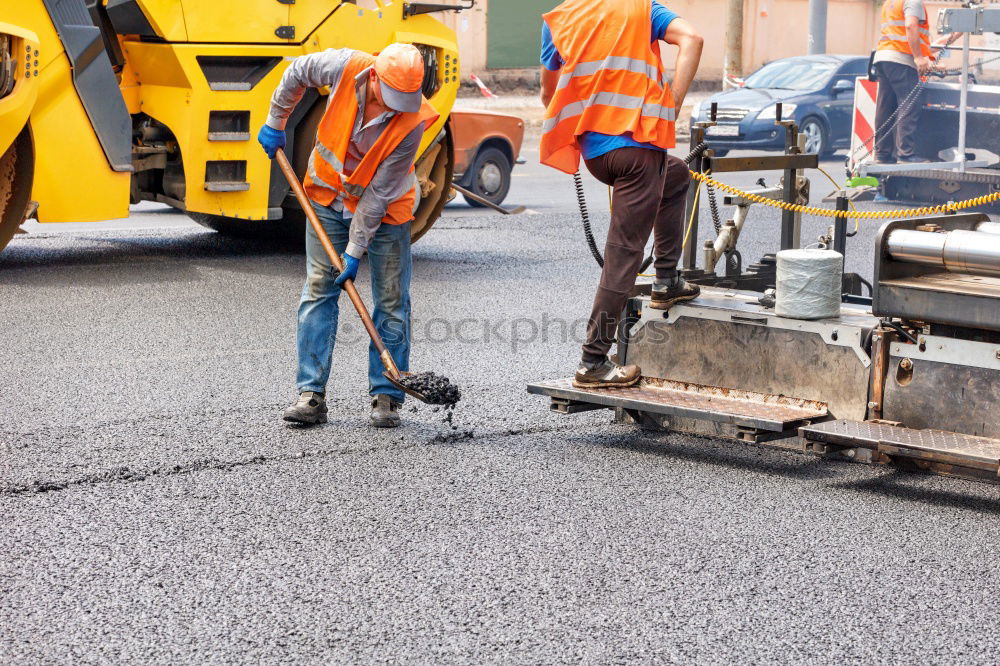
[[800, 118, 832, 157], [463, 146, 511, 207]]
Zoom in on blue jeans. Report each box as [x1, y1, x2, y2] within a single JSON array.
[[296, 202, 412, 403]]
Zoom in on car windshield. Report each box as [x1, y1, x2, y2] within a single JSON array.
[[743, 60, 838, 90]]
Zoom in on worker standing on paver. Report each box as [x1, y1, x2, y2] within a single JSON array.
[[872, 0, 938, 163], [257, 44, 437, 428], [539, 0, 703, 388]]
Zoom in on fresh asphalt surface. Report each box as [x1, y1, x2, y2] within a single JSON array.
[[3, 146, 1000, 664]]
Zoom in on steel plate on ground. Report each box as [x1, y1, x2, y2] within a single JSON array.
[[800, 420, 1000, 473], [527, 377, 828, 432]]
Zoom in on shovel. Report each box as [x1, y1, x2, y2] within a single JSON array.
[[275, 149, 433, 404], [451, 182, 526, 215]]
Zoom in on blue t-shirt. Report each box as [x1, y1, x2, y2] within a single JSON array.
[[541, 2, 679, 160]]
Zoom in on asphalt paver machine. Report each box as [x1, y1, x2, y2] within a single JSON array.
[[530, 104, 1000, 484]]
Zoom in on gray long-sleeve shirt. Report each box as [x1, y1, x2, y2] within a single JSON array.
[[266, 48, 423, 257]]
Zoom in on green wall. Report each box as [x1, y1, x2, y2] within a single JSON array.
[[487, 0, 561, 69]]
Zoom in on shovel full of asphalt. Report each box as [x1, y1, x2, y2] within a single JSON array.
[[276, 148, 462, 407], [389, 371, 462, 407]]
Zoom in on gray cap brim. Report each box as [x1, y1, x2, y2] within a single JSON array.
[[381, 80, 422, 113]]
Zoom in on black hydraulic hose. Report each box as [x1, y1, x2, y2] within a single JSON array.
[[883, 318, 917, 344], [577, 142, 711, 271], [685, 142, 732, 267], [706, 174, 721, 234], [681, 142, 709, 165], [574, 170, 605, 268]]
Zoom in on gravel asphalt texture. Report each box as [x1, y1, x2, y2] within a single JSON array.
[[3, 148, 999, 664]]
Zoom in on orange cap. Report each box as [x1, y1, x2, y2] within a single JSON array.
[[374, 43, 425, 112]]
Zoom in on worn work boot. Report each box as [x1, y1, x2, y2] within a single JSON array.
[[573, 358, 641, 389], [370, 395, 401, 428], [650, 273, 701, 310], [283, 391, 328, 425]]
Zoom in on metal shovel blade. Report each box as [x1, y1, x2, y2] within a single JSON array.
[[384, 370, 431, 404]]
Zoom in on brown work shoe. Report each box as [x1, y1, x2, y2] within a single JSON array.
[[283, 391, 328, 425], [573, 359, 641, 389], [370, 395, 401, 428], [650, 274, 700, 310]]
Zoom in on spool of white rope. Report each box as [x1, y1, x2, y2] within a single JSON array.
[[775, 249, 843, 320]]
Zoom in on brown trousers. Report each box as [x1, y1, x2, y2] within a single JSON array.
[[581, 148, 690, 364]]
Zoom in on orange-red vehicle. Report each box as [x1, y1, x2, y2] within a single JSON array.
[[449, 109, 524, 206]]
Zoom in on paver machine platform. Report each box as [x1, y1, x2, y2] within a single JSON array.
[[531, 109, 1000, 484]]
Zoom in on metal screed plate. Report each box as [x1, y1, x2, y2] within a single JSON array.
[[527, 377, 828, 432], [800, 420, 1000, 473]]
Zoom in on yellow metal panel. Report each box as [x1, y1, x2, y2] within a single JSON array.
[[30, 56, 129, 222], [178, 0, 289, 43], [120, 41, 191, 88], [1, 4, 128, 222], [117, 59, 141, 114], [134, 0, 188, 41], [132, 42, 302, 219], [289, 1, 343, 42], [2, 2, 65, 73], [0, 23, 41, 152], [123, 3, 460, 223], [309, 2, 403, 55]]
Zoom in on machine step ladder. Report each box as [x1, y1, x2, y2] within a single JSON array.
[[800, 420, 1000, 476], [527, 377, 829, 433]]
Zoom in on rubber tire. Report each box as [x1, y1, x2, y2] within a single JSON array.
[[801, 117, 833, 158], [0, 127, 35, 255], [463, 146, 511, 207]]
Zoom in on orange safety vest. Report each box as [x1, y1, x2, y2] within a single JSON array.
[[877, 0, 933, 59], [304, 51, 439, 225], [540, 0, 676, 174]]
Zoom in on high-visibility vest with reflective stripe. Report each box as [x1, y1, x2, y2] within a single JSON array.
[[540, 0, 676, 174], [877, 0, 932, 59], [304, 51, 439, 225]]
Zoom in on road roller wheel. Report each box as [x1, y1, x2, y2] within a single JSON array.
[[0, 127, 35, 255]]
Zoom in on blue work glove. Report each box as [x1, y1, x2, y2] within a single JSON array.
[[334, 251, 361, 287], [257, 124, 286, 159]]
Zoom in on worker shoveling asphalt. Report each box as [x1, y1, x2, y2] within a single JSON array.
[[260, 44, 461, 428], [273, 146, 463, 425]]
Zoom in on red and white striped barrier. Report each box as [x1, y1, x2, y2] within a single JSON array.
[[469, 73, 497, 99], [849, 78, 878, 172]]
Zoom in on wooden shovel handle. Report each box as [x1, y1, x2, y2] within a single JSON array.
[[275, 149, 400, 379]]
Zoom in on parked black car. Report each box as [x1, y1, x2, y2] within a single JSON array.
[[690, 55, 869, 157]]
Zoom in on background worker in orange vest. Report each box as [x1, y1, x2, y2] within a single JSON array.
[[539, 0, 703, 389], [257, 44, 437, 428], [872, 0, 956, 162]]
